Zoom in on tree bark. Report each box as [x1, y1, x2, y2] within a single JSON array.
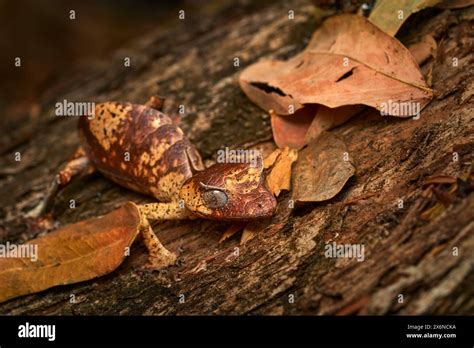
[[0, 0, 473, 315]]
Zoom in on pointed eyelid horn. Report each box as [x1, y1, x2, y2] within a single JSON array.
[[199, 182, 226, 191]]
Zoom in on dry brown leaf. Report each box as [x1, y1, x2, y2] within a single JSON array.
[[271, 104, 365, 150], [292, 132, 355, 203], [304, 105, 365, 145], [0, 202, 141, 303], [369, 0, 442, 36], [270, 107, 317, 149], [239, 80, 304, 116], [408, 34, 437, 66], [265, 147, 298, 197], [240, 14, 432, 118]]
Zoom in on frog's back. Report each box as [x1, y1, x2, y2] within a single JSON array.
[[78, 102, 203, 201]]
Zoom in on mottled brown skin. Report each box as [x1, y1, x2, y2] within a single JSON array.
[[75, 101, 277, 268], [79, 102, 204, 201]]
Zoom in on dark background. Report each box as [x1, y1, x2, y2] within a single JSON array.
[[1, 0, 275, 119], [0, 0, 180, 110]]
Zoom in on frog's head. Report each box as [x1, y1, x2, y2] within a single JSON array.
[[179, 156, 276, 221]]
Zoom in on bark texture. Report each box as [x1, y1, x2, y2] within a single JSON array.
[[0, 0, 473, 315]]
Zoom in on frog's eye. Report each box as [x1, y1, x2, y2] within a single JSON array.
[[202, 189, 228, 209]]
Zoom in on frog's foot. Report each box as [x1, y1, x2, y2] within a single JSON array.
[[138, 215, 177, 270]]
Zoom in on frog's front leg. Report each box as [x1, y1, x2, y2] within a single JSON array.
[[137, 202, 193, 269], [139, 202, 192, 220]]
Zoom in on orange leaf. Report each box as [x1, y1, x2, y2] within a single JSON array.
[[270, 104, 364, 150], [263, 146, 282, 169], [265, 147, 298, 197], [0, 202, 141, 303], [270, 106, 318, 149], [304, 105, 365, 145]]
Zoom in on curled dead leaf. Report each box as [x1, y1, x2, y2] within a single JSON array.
[[369, 0, 442, 36], [304, 105, 365, 145], [270, 107, 317, 149], [270, 104, 365, 151], [292, 132, 355, 203], [0, 202, 141, 303], [240, 14, 432, 118]]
